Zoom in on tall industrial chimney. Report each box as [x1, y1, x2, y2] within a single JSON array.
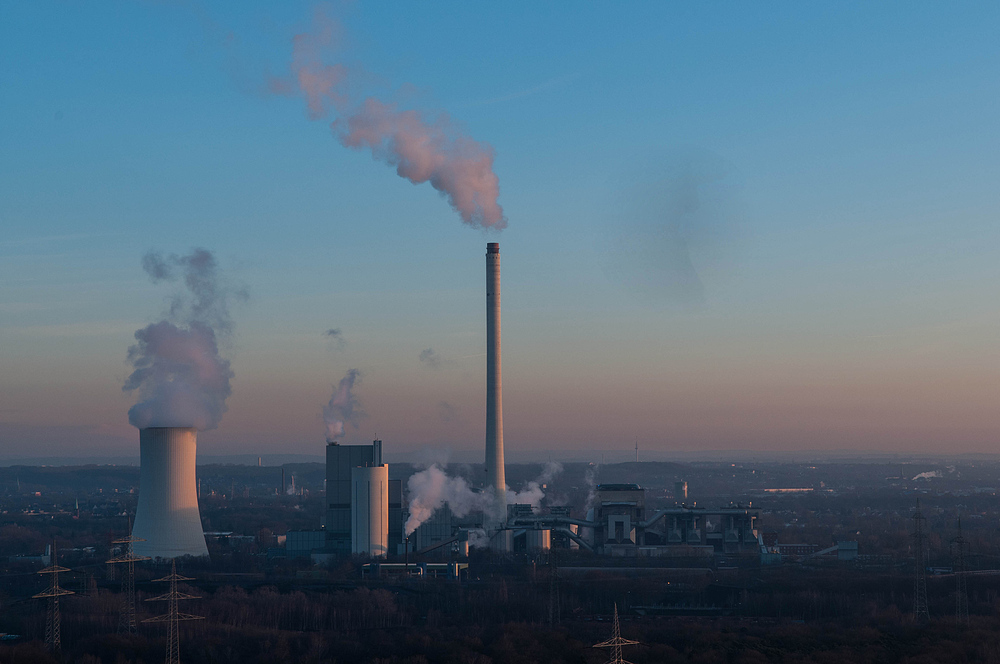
[[131, 427, 209, 559], [485, 242, 506, 522]]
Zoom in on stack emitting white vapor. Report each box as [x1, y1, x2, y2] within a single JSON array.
[[131, 427, 209, 558], [485, 242, 507, 524]]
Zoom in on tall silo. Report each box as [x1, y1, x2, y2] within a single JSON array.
[[351, 465, 389, 557]]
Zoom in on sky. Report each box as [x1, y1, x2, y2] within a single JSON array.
[[2, 1, 1000, 460]]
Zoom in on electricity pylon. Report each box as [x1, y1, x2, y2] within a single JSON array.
[[952, 517, 969, 626], [33, 544, 74, 652], [593, 603, 639, 664], [912, 499, 930, 622], [144, 560, 204, 664], [107, 526, 150, 635]]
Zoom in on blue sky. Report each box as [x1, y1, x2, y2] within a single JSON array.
[[2, 1, 999, 459]]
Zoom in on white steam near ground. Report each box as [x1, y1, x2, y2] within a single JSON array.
[[268, 10, 506, 231], [323, 369, 363, 441], [123, 249, 245, 431], [404, 462, 564, 543], [403, 465, 491, 537], [583, 465, 599, 514]]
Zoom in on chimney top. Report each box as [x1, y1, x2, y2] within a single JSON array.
[[487, 243, 500, 254]]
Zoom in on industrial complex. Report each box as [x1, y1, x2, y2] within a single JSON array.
[[126, 242, 854, 568]]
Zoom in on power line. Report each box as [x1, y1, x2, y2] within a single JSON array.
[[144, 560, 204, 664], [593, 603, 639, 664], [107, 520, 151, 635], [32, 543, 74, 652]]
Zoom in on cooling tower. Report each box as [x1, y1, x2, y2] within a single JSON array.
[[131, 427, 209, 559], [351, 465, 389, 557], [485, 242, 507, 523]]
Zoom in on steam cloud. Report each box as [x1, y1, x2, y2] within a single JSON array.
[[123, 249, 242, 431], [270, 11, 506, 230], [323, 369, 362, 441], [507, 461, 563, 507], [404, 464, 491, 536], [404, 462, 564, 537]]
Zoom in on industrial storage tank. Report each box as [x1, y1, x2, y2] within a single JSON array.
[[352, 465, 389, 557], [132, 427, 209, 559], [526, 528, 551, 552]]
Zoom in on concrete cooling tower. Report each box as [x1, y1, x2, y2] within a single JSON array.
[[131, 427, 209, 559], [351, 464, 389, 557]]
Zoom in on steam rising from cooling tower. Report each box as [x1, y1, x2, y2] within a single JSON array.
[[268, 10, 507, 230], [123, 249, 243, 430], [323, 369, 363, 441]]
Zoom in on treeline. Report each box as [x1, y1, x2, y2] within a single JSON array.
[[6, 565, 1000, 663]]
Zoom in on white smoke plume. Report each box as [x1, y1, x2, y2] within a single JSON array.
[[269, 10, 506, 230], [584, 465, 600, 514], [507, 461, 564, 508], [404, 464, 492, 536], [123, 249, 242, 431], [466, 528, 490, 550], [323, 369, 362, 441], [404, 462, 564, 536]]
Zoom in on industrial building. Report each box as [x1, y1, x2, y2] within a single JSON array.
[[351, 464, 389, 556], [324, 439, 402, 556], [497, 483, 761, 557], [290, 244, 770, 565]]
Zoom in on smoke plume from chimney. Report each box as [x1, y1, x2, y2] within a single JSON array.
[[323, 368, 363, 441], [123, 249, 243, 431], [269, 10, 506, 230]]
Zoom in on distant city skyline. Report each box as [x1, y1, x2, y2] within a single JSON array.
[[3, 2, 1000, 457]]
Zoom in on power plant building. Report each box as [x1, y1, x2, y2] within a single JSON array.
[[132, 427, 209, 559], [351, 465, 389, 557], [325, 439, 402, 555]]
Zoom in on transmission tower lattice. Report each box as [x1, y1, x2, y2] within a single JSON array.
[[32, 544, 74, 652], [912, 499, 930, 622], [952, 517, 969, 626], [143, 560, 204, 664], [107, 526, 151, 635], [593, 603, 639, 664]]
